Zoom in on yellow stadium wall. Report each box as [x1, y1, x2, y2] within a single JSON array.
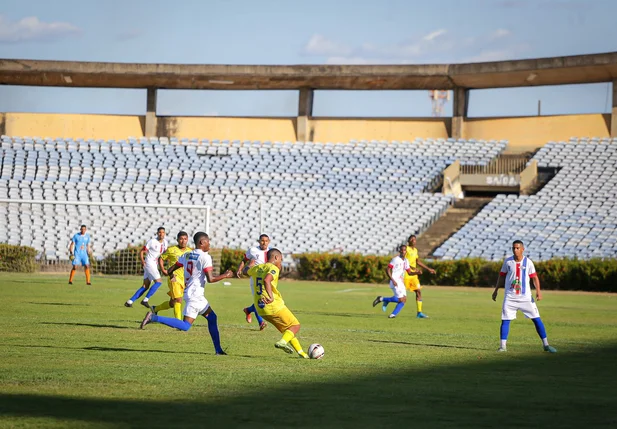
[[309, 117, 450, 142], [0, 113, 144, 140], [465, 114, 611, 153], [0, 113, 610, 149], [157, 116, 297, 141]]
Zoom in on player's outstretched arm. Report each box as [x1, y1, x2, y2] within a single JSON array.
[[532, 276, 542, 301], [166, 262, 182, 277], [139, 248, 147, 267], [236, 260, 246, 278], [492, 276, 505, 301], [407, 267, 422, 276], [206, 269, 233, 284], [417, 259, 436, 274], [241, 258, 257, 277]]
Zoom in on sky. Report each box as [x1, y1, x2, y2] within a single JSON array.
[[0, 0, 615, 118]]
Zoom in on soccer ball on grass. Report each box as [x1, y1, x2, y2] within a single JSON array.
[[308, 343, 325, 359]]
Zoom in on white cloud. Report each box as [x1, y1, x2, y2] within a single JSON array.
[[302, 28, 525, 65], [491, 28, 511, 39], [422, 29, 447, 42], [303, 34, 352, 56], [0, 15, 81, 43]]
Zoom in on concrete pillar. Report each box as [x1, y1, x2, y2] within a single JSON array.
[[611, 80, 617, 137], [452, 87, 469, 139], [145, 87, 158, 137], [297, 88, 314, 142]]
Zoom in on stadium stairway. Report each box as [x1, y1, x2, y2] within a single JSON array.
[[418, 197, 493, 258]]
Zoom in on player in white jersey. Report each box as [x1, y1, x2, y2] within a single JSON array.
[[235, 234, 270, 330], [140, 232, 233, 355], [372, 244, 422, 318], [492, 240, 557, 353], [125, 227, 169, 308]]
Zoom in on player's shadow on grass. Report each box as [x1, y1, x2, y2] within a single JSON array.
[[1, 343, 616, 428], [41, 322, 130, 330], [368, 338, 487, 350]]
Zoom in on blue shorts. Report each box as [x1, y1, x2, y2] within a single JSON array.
[[72, 253, 90, 266]]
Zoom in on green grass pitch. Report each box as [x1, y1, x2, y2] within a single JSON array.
[[1, 272, 616, 428]]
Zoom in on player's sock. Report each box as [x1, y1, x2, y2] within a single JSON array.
[[500, 339, 507, 349], [85, 268, 91, 284], [173, 302, 182, 320], [129, 286, 148, 302], [282, 329, 295, 344], [289, 337, 305, 354], [144, 281, 162, 299], [382, 296, 398, 303], [204, 311, 223, 354], [416, 300, 423, 313], [151, 314, 191, 331], [154, 301, 171, 314], [532, 317, 549, 346], [500, 320, 511, 347], [391, 301, 405, 316], [69, 270, 76, 283]]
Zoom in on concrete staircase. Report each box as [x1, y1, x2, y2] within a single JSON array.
[[417, 197, 493, 258]]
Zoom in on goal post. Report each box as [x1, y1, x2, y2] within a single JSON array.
[[0, 198, 225, 275]]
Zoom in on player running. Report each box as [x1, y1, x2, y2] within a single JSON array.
[[492, 240, 557, 353], [150, 231, 191, 320], [373, 244, 422, 318], [140, 232, 233, 355], [236, 234, 270, 330], [125, 227, 168, 308], [68, 224, 92, 285], [243, 248, 309, 358], [404, 234, 436, 318]]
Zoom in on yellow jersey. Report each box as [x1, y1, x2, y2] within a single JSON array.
[[404, 247, 419, 276], [161, 245, 192, 283], [247, 262, 284, 315]]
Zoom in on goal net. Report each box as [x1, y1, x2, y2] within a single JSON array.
[[0, 199, 225, 275]]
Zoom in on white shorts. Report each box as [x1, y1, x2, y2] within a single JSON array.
[[183, 298, 210, 319], [143, 263, 161, 281], [389, 280, 407, 298], [501, 298, 540, 320]]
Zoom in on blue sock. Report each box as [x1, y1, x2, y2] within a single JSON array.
[[532, 317, 547, 339], [152, 314, 191, 331], [249, 304, 264, 324], [383, 296, 399, 303], [145, 281, 162, 299], [391, 301, 405, 316], [129, 286, 148, 302], [205, 311, 223, 353], [500, 320, 511, 340]]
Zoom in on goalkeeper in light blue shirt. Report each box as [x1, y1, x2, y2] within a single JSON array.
[[68, 224, 92, 285]]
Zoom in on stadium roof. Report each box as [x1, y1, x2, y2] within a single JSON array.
[[1, 52, 617, 91]]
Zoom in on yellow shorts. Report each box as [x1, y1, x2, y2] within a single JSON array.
[[261, 306, 300, 333], [166, 278, 185, 300], [404, 275, 422, 291]]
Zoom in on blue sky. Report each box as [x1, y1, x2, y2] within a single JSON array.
[[0, 0, 615, 118]]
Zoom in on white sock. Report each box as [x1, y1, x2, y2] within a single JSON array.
[[142, 297, 149, 302], [126, 300, 133, 304], [541, 338, 549, 347], [500, 340, 507, 349]]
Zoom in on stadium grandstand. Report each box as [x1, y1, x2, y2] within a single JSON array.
[[1, 53, 617, 270]]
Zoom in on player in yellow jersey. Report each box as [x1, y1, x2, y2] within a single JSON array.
[[242, 248, 309, 359], [403, 234, 436, 318], [150, 231, 191, 320]]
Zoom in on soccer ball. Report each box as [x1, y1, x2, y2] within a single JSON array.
[[308, 343, 325, 360]]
